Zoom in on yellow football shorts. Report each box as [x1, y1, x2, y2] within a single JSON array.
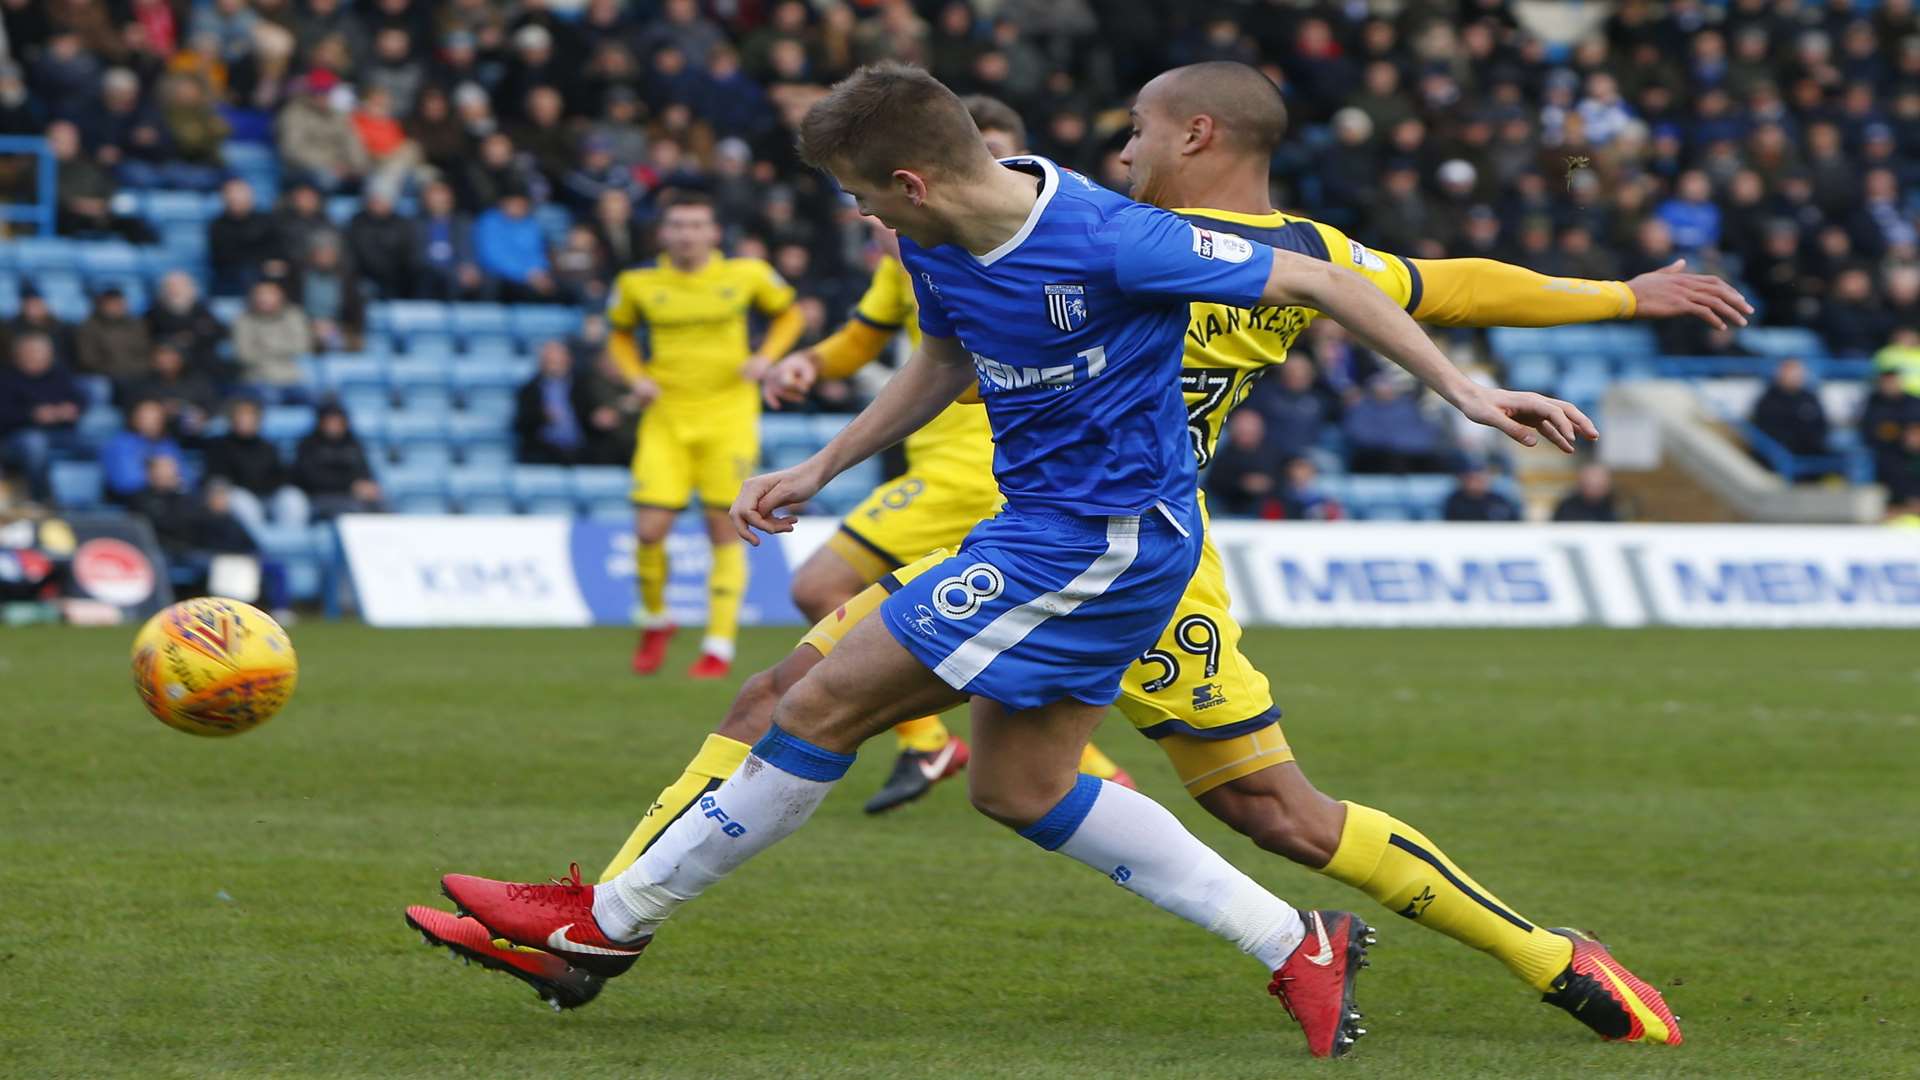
[[800, 533, 1289, 799], [825, 470, 1004, 580], [630, 404, 760, 511], [1115, 535, 1291, 796]]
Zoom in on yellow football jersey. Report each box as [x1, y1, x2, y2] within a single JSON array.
[[606, 255, 796, 410], [853, 255, 997, 483], [1171, 207, 1417, 466]]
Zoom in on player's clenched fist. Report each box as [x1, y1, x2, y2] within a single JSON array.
[[730, 462, 826, 543]]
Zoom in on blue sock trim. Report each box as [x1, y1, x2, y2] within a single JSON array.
[[1018, 774, 1105, 851], [752, 724, 855, 782]]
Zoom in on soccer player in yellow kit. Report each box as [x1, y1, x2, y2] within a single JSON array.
[[412, 64, 1747, 1044], [608, 193, 806, 678], [766, 98, 1137, 812]]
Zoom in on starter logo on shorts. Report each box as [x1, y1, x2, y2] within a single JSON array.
[[933, 562, 1005, 620], [1044, 283, 1087, 332], [909, 603, 940, 636]]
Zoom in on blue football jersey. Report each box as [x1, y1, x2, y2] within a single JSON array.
[[898, 155, 1275, 523]]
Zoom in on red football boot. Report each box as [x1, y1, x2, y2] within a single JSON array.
[[1269, 910, 1373, 1058], [441, 863, 648, 979], [1542, 928, 1683, 1044], [1109, 767, 1137, 790], [404, 905, 607, 1010], [631, 625, 674, 674], [687, 652, 731, 679]]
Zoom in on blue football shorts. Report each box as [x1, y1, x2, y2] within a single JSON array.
[[878, 505, 1203, 711]]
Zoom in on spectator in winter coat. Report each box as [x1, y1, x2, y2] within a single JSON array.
[[207, 178, 282, 295], [474, 190, 557, 302], [231, 280, 313, 389], [74, 288, 153, 385], [1443, 463, 1522, 522], [413, 180, 482, 301], [1552, 464, 1624, 522], [1859, 368, 1920, 484], [202, 398, 311, 532], [1749, 358, 1830, 459], [513, 340, 596, 464], [292, 404, 384, 518], [146, 271, 227, 375], [117, 342, 217, 436], [1206, 410, 1290, 518], [275, 70, 369, 190], [0, 334, 85, 500], [98, 398, 186, 503], [346, 188, 421, 301], [1344, 375, 1452, 474]]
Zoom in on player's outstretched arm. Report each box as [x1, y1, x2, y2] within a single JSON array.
[[1261, 252, 1598, 453], [731, 334, 976, 542], [1406, 254, 1752, 330]]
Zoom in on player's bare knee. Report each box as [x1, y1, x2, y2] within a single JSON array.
[[789, 569, 849, 623], [967, 779, 1049, 830], [767, 669, 864, 752]]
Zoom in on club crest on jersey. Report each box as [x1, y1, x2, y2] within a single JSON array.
[[1044, 283, 1088, 332]]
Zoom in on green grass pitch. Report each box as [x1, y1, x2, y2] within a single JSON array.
[[3, 624, 1916, 1079]]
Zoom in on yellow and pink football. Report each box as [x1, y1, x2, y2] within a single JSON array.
[[131, 598, 299, 737]]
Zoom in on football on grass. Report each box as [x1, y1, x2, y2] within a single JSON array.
[[131, 598, 298, 737]]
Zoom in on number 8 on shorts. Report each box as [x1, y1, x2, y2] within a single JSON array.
[[932, 562, 1005, 620]]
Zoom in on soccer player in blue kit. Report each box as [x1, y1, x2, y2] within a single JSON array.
[[439, 63, 1596, 1058]]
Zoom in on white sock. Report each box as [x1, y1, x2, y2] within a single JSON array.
[[700, 635, 735, 661], [593, 727, 853, 942], [1027, 775, 1306, 970]]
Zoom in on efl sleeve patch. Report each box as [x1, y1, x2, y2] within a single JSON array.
[[1190, 226, 1254, 264], [1348, 239, 1388, 273]]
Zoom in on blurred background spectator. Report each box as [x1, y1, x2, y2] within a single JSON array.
[[1207, 410, 1289, 518], [0, 334, 84, 500], [203, 397, 309, 533], [514, 339, 595, 465], [1553, 464, 1625, 522], [293, 403, 382, 518], [1444, 462, 1522, 522], [231, 279, 311, 390], [1749, 358, 1830, 474], [98, 398, 184, 505]]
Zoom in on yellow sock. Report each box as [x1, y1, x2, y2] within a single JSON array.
[[1319, 802, 1573, 992], [636, 540, 668, 622], [703, 542, 747, 655], [892, 715, 951, 753], [597, 734, 751, 882], [1077, 741, 1121, 781]]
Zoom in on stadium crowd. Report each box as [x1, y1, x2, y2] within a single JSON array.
[[5, 0, 1920, 535]]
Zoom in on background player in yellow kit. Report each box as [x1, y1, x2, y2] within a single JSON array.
[[414, 63, 1743, 1044], [608, 192, 806, 679], [763, 97, 1137, 812]]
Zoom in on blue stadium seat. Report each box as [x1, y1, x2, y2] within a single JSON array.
[[142, 190, 219, 223], [260, 404, 316, 441], [221, 142, 277, 172], [816, 459, 881, 514], [8, 237, 82, 272], [462, 335, 522, 363], [1344, 475, 1408, 505], [389, 441, 454, 472], [394, 493, 452, 515], [89, 276, 148, 313], [382, 300, 453, 335], [1402, 474, 1454, 509], [509, 466, 572, 501], [325, 195, 359, 226], [209, 296, 244, 324], [764, 443, 813, 470], [400, 386, 456, 416], [460, 386, 515, 419], [460, 495, 517, 516], [1505, 352, 1557, 390], [448, 410, 508, 446], [50, 461, 104, 510], [158, 224, 209, 260], [461, 440, 514, 469], [571, 466, 629, 501], [386, 356, 450, 392], [78, 405, 122, 441], [449, 303, 511, 338], [339, 384, 391, 420], [520, 495, 577, 516], [1738, 326, 1822, 358], [450, 359, 526, 392], [510, 304, 582, 342], [379, 464, 448, 500], [77, 242, 143, 276], [400, 332, 458, 358], [447, 464, 510, 501], [587, 498, 633, 522], [534, 204, 573, 244], [385, 407, 451, 445], [1359, 502, 1412, 522]]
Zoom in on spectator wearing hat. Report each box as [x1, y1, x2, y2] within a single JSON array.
[[203, 397, 311, 532], [75, 287, 153, 386], [292, 404, 383, 519], [276, 68, 370, 191], [1444, 462, 1522, 522], [99, 398, 186, 504], [474, 188, 557, 302], [0, 334, 85, 501], [232, 280, 313, 390]]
